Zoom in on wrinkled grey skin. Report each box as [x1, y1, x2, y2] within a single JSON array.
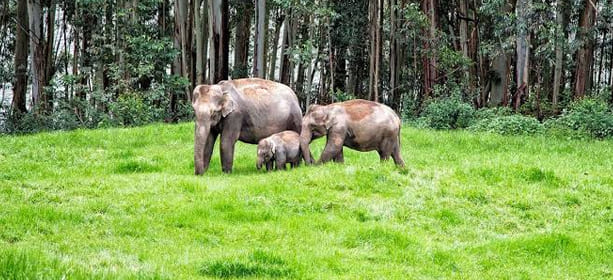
[[193, 78, 302, 174], [256, 131, 302, 171], [300, 99, 405, 167]]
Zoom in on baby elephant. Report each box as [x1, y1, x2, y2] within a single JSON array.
[[257, 131, 302, 171]]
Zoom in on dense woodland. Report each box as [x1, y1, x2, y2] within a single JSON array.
[[0, 0, 612, 134]]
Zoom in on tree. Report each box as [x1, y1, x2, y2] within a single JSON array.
[[28, 0, 55, 111], [253, 0, 266, 78], [368, 0, 381, 102], [12, 0, 28, 115], [514, 0, 530, 110], [195, 0, 208, 84], [232, 0, 252, 78], [421, 0, 438, 101], [208, 0, 229, 83], [552, 0, 569, 111], [573, 0, 598, 99]]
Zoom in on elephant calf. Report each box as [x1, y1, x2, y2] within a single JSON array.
[[300, 99, 405, 167], [257, 131, 302, 171]]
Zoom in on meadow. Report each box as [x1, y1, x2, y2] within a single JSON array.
[[1, 123, 612, 279]]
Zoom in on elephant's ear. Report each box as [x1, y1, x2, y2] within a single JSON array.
[[324, 109, 336, 130], [306, 104, 321, 113], [192, 85, 209, 105], [221, 95, 235, 117], [268, 139, 277, 155]]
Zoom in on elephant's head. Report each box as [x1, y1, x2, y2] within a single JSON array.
[[300, 104, 334, 164], [193, 83, 236, 175], [256, 138, 275, 170]]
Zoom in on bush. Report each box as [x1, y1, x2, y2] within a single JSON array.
[[470, 115, 544, 135], [545, 98, 613, 139], [474, 107, 514, 120], [421, 98, 475, 129]]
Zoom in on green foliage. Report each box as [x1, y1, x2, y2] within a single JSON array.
[[474, 107, 514, 120], [421, 98, 475, 129], [470, 115, 544, 135], [545, 98, 613, 139]]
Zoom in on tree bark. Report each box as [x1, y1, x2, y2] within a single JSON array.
[[28, 0, 44, 110], [268, 10, 283, 81], [208, 0, 229, 83], [233, 0, 252, 78], [12, 0, 29, 115], [253, 0, 266, 78], [514, 0, 530, 110], [552, 0, 568, 112], [195, 0, 207, 84], [280, 9, 293, 85], [421, 0, 438, 100], [573, 0, 598, 99], [368, 0, 381, 102]]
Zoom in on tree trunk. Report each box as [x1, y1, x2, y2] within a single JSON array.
[[208, 0, 229, 83], [421, 0, 438, 100], [368, 0, 381, 102], [195, 0, 207, 84], [573, 0, 598, 99], [552, 0, 566, 112], [268, 10, 283, 81], [12, 0, 29, 115], [514, 0, 530, 111], [489, 54, 510, 106], [233, 0, 252, 78], [253, 0, 266, 78], [280, 9, 293, 85], [28, 0, 44, 110]]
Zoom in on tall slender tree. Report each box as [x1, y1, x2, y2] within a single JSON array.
[[253, 0, 266, 78], [12, 0, 29, 115], [573, 0, 598, 99]]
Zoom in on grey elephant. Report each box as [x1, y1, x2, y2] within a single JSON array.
[[192, 78, 302, 174], [300, 99, 405, 167], [256, 131, 302, 171]]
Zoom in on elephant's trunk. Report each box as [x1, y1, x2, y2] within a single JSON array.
[[194, 122, 210, 175], [256, 156, 263, 170], [300, 126, 314, 165]]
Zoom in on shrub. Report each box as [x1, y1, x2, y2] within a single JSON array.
[[421, 98, 475, 129], [474, 107, 514, 120], [470, 115, 544, 135], [545, 98, 613, 139]]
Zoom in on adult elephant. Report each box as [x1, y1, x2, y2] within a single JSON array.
[[300, 99, 405, 167], [192, 78, 302, 174]]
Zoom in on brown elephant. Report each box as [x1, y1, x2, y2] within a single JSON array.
[[300, 99, 405, 167], [256, 131, 302, 171], [192, 78, 302, 174]]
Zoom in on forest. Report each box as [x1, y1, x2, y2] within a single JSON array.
[[0, 0, 612, 135]]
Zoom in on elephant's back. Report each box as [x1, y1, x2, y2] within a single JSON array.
[[230, 79, 302, 143]]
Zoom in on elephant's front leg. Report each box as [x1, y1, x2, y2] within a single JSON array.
[[333, 147, 344, 163], [319, 132, 345, 164], [220, 123, 241, 173], [275, 153, 287, 170]]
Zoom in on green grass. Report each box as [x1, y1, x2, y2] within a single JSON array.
[[1, 122, 613, 279]]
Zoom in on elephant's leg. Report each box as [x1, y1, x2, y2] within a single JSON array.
[[266, 160, 274, 171], [319, 133, 345, 164], [220, 125, 241, 173], [378, 138, 393, 162], [333, 147, 344, 163], [275, 154, 287, 170]]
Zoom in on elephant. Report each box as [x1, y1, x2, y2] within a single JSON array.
[[192, 78, 302, 174], [256, 131, 302, 171], [300, 99, 405, 167]]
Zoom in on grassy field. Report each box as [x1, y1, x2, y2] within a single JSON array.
[[1, 123, 612, 279]]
